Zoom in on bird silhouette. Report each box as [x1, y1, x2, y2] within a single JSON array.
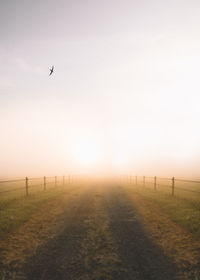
[[49, 66, 54, 76]]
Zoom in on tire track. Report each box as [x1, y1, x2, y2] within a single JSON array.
[[103, 185, 184, 280], [22, 186, 96, 280]]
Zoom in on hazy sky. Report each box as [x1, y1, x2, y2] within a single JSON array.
[[1, 0, 200, 178]]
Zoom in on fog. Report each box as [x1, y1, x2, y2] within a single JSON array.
[[1, 0, 200, 178]]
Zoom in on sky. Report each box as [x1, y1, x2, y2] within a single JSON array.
[[0, 0, 200, 178]]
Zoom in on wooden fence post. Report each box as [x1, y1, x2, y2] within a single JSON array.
[[63, 175, 65, 185], [172, 177, 175, 196], [26, 177, 29, 196], [55, 176, 57, 187], [44, 176, 46, 191], [143, 176, 145, 187], [154, 176, 157, 191]]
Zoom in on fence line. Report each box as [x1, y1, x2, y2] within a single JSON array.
[[0, 179, 25, 184], [0, 175, 73, 197], [128, 175, 200, 197], [1, 175, 200, 198], [0, 187, 27, 194]]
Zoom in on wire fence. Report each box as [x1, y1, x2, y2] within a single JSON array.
[[127, 175, 200, 198], [0, 175, 74, 197], [1, 174, 200, 200]]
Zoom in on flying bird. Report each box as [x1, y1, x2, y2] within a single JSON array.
[[49, 65, 54, 76]]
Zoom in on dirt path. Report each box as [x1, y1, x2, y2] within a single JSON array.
[[1, 184, 186, 279]]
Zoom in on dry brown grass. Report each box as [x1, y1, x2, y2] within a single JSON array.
[[0, 186, 83, 279]]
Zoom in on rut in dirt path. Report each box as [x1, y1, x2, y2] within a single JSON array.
[[22, 187, 97, 280], [104, 185, 184, 280]]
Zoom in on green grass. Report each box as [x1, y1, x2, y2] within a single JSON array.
[[126, 183, 200, 237], [0, 184, 73, 238]]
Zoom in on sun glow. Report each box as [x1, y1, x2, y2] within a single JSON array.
[[73, 139, 99, 166]]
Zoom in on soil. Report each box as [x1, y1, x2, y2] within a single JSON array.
[[1, 184, 199, 280]]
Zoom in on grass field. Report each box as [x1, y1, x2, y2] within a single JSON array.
[[0, 179, 200, 279], [0, 177, 74, 238], [1, 175, 200, 238], [125, 177, 200, 237]]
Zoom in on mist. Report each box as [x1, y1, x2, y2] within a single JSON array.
[[1, 0, 200, 179]]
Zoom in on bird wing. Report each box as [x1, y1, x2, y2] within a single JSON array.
[[49, 66, 54, 75]]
